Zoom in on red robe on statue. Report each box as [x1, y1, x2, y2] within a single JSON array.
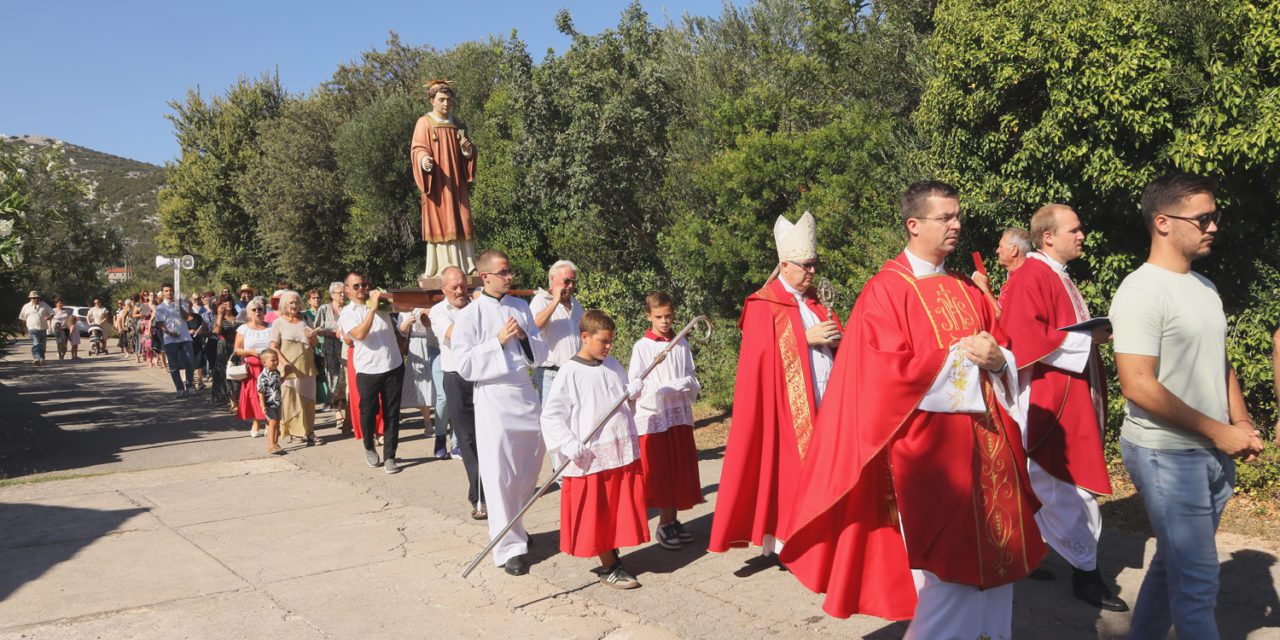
[[779, 254, 1046, 620], [708, 278, 843, 552], [411, 114, 476, 243], [1000, 256, 1111, 495]]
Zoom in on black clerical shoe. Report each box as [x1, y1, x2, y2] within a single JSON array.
[[504, 554, 529, 576], [1072, 568, 1129, 612]]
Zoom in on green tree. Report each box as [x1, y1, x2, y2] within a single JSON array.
[[157, 73, 286, 286]]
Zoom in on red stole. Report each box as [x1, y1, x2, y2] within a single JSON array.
[[1000, 256, 1111, 494], [708, 278, 842, 552], [779, 253, 1045, 620]]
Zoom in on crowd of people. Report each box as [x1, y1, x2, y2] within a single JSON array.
[[13, 171, 1264, 638]]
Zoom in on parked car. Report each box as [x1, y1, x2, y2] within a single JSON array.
[[64, 306, 91, 337]]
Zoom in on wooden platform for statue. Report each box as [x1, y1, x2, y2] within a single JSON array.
[[388, 276, 535, 312]]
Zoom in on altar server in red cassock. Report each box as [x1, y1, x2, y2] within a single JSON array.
[[709, 212, 844, 558], [1000, 204, 1128, 612], [541, 310, 648, 590], [780, 181, 1046, 639]]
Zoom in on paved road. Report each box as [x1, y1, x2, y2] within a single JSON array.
[[2, 347, 1278, 638]]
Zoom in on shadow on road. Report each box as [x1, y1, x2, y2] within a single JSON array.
[[0, 502, 148, 600], [0, 353, 243, 479]]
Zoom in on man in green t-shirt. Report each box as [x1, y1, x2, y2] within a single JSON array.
[[1110, 173, 1264, 639]]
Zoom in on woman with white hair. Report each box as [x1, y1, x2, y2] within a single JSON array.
[[271, 290, 321, 446], [234, 296, 272, 441], [314, 281, 350, 433]]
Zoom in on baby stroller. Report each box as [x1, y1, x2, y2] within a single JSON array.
[[89, 324, 108, 356]]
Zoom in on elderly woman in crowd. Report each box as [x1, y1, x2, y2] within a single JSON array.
[[314, 281, 351, 433], [50, 296, 78, 360], [399, 274, 446, 457], [270, 290, 321, 446], [235, 296, 273, 442]]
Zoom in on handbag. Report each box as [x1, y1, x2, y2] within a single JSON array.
[[226, 355, 249, 381]]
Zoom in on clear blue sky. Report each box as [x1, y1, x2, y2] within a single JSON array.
[[2, 0, 731, 166]]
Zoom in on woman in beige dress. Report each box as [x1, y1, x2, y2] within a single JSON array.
[[270, 290, 322, 446]]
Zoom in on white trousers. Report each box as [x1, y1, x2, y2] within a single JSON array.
[[1028, 459, 1101, 571], [474, 379, 546, 566], [905, 570, 1013, 640]]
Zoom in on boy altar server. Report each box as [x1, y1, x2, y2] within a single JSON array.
[[541, 310, 648, 589], [452, 250, 549, 577], [629, 291, 704, 550]]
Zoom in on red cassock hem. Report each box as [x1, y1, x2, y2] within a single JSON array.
[[639, 426, 705, 511], [346, 347, 384, 439], [560, 460, 650, 558]]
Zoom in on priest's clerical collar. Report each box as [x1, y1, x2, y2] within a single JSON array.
[[1030, 251, 1068, 274], [570, 354, 602, 367], [481, 290, 505, 301], [903, 248, 946, 277], [778, 277, 808, 299]]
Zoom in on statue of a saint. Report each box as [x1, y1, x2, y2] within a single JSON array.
[[411, 79, 477, 277]]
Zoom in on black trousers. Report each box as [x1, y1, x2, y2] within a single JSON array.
[[443, 370, 484, 506], [356, 363, 404, 459]]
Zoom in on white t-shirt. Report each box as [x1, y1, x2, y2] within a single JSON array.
[[529, 290, 584, 368], [87, 306, 109, 326], [19, 302, 53, 331], [1109, 263, 1227, 449], [154, 301, 193, 344], [338, 302, 403, 375], [236, 324, 273, 353], [428, 299, 465, 373]]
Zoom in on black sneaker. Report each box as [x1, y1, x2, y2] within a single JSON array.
[[656, 523, 681, 550], [599, 563, 640, 590], [672, 520, 695, 543]]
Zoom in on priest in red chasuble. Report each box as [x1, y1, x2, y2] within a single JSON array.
[[999, 204, 1128, 612], [411, 79, 477, 277], [779, 181, 1045, 638], [708, 212, 844, 558]]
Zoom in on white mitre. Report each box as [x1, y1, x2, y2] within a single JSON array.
[[774, 211, 817, 263]]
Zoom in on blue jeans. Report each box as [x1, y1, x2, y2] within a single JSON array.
[[1121, 439, 1235, 639], [28, 329, 47, 361], [428, 345, 449, 438], [533, 366, 558, 397], [162, 341, 195, 392]]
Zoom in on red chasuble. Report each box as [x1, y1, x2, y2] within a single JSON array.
[[410, 115, 476, 244], [1000, 256, 1111, 495], [708, 278, 843, 552], [779, 254, 1046, 620]]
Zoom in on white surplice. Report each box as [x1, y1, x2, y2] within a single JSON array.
[[628, 336, 700, 436], [540, 356, 640, 477], [452, 292, 549, 566], [900, 247, 1022, 640]]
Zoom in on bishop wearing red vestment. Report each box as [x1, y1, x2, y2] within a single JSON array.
[[780, 182, 1045, 639], [1000, 204, 1127, 612], [708, 212, 843, 557]]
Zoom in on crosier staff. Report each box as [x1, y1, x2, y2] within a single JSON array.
[[461, 314, 714, 578]]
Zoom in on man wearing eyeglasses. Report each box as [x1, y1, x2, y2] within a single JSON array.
[[781, 181, 1045, 638], [451, 249, 549, 577], [1110, 173, 1262, 639], [1000, 204, 1127, 612], [339, 272, 405, 474], [709, 211, 844, 561]]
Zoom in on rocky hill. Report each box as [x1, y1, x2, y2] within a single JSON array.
[[5, 134, 166, 275]]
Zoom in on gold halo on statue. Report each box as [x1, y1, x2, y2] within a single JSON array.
[[423, 78, 455, 91]]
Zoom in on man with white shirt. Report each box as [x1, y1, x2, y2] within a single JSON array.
[[429, 265, 486, 519], [781, 181, 1045, 638], [153, 285, 196, 398], [452, 250, 549, 576], [709, 211, 843, 559], [18, 291, 54, 365], [1000, 204, 1127, 611], [530, 259, 584, 397], [338, 272, 405, 474]]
